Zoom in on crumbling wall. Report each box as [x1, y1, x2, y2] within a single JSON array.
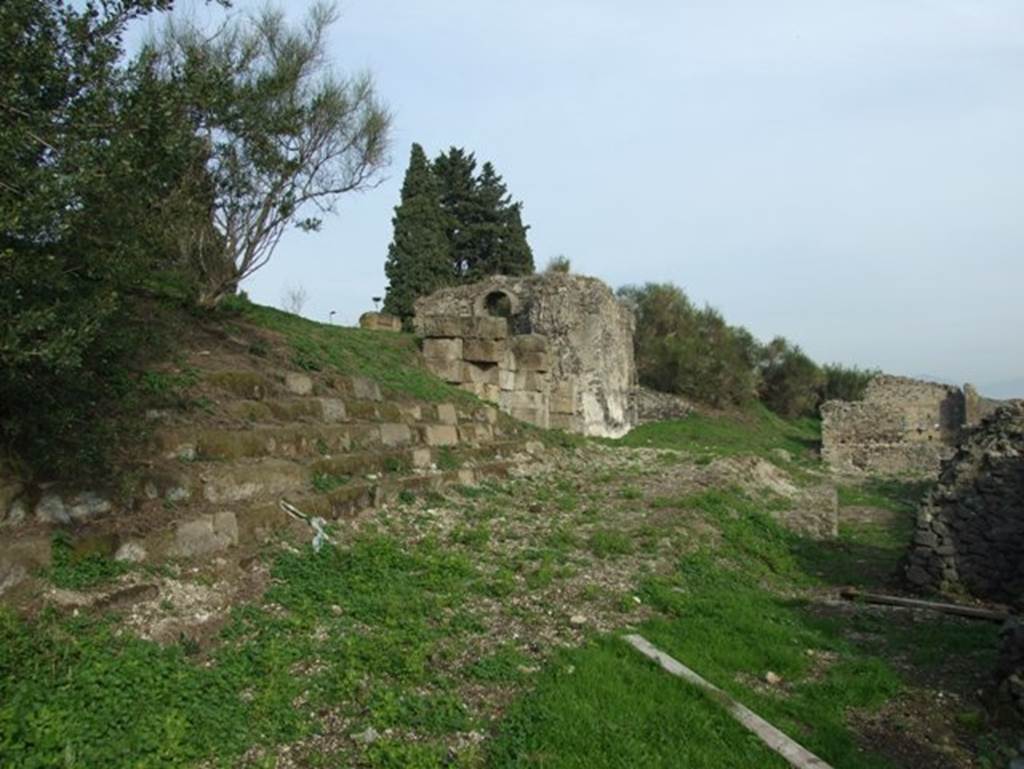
[[821, 376, 968, 476], [904, 402, 1024, 605], [413, 274, 636, 438]]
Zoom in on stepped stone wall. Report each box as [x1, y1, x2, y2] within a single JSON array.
[[413, 273, 637, 438], [904, 402, 1024, 604], [821, 376, 1001, 476]]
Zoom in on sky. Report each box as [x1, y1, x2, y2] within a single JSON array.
[[140, 1, 1024, 397]]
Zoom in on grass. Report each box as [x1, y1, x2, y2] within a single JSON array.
[[241, 302, 474, 404], [47, 532, 129, 590], [2, 536, 485, 768], [611, 403, 820, 463]]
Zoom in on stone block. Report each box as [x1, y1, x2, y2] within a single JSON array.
[[511, 334, 548, 354], [35, 493, 70, 525], [462, 362, 499, 385], [358, 312, 403, 332], [350, 376, 382, 402], [501, 390, 547, 411], [549, 413, 581, 432], [423, 338, 463, 361], [499, 368, 516, 392], [460, 382, 501, 403], [425, 358, 463, 384], [463, 338, 507, 364], [172, 512, 238, 558], [510, 406, 549, 429], [318, 397, 347, 422], [417, 316, 509, 340], [514, 370, 547, 392], [435, 403, 458, 425], [471, 316, 509, 340], [285, 373, 314, 396], [399, 404, 422, 421], [517, 351, 550, 372], [67, 492, 112, 523], [422, 425, 459, 447], [379, 423, 412, 447], [411, 448, 433, 469], [459, 424, 494, 444], [550, 382, 577, 415]]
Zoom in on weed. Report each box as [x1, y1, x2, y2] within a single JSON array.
[[588, 529, 633, 559], [312, 472, 349, 493], [47, 532, 129, 590], [436, 447, 461, 471]]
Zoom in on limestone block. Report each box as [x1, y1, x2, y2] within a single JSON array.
[[172, 512, 239, 557], [350, 376, 382, 402], [510, 406, 549, 429], [459, 424, 494, 444], [358, 312, 403, 332], [463, 338, 507, 364], [379, 423, 413, 447], [426, 358, 463, 384], [511, 334, 548, 354], [35, 493, 70, 525], [67, 492, 112, 523], [499, 368, 516, 392], [422, 425, 459, 447], [514, 370, 547, 392], [502, 390, 547, 411], [417, 316, 509, 339], [461, 382, 500, 403], [115, 541, 148, 563], [457, 469, 476, 485], [517, 351, 550, 372], [423, 338, 463, 361], [411, 448, 433, 469], [435, 403, 458, 425], [549, 413, 581, 432], [1, 480, 24, 524], [399, 403, 423, 421], [550, 382, 577, 415], [285, 373, 314, 396], [318, 397, 347, 422], [462, 362, 499, 386]]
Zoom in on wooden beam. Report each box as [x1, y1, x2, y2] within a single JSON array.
[[624, 634, 835, 769], [839, 588, 1010, 623]]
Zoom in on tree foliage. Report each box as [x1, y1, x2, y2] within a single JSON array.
[[619, 283, 758, 408], [0, 0, 205, 478], [151, 2, 392, 305], [756, 337, 825, 418], [821, 364, 879, 403], [383, 143, 452, 320], [383, 144, 535, 319]]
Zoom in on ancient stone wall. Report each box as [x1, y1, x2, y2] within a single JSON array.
[[358, 312, 403, 332], [413, 274, 637, 438], [904, 402, 1024, 606], [821, 376, 968, 476], [631, 387, 693, 425]]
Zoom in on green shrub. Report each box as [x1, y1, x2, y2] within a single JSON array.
[[618, 283, 757, 407], [757, 337, 824, 418], [822, 363, 879, 403]]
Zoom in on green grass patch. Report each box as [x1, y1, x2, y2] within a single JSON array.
[[242, 303, 473, 403], [587, 529, 633, 559], [46, 532, 129, 590], [611, 403, 820, 463], [836, 477, 932, 514], [1, 535, 481, 768]]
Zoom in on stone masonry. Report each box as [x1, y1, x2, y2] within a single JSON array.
[[821, 375, 1001, 476], [904, 401, 1024, 605], [413, 273, 637, 438]]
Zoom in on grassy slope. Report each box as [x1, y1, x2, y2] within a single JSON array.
[[0, 357, 1011, 768], [240, 302, 474, 404]]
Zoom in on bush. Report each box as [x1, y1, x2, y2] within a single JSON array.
[[545, 254, 571, 273], [618, 283, 757, 408], [757, 337, 824, 418], [822, 363, 879, 403]]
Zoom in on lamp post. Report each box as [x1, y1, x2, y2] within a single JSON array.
[[328, 310, 336, 325]]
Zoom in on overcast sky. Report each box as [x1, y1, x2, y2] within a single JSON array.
[[148, 1, 1024, 396]]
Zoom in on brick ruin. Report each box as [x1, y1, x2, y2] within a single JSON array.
[[821, 376, 1001, 476], [413, 273, 637, 438]]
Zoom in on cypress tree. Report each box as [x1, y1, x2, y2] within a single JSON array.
[[433, 147, 482, 279], [433, 150, 535, 280], [383, 144, 452, 320]]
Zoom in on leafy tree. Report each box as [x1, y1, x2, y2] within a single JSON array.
[[545, 255, 572, 273], [151, 2, 393, 305], [619, 283, 757, 407], [0, 0, 205, 478], [433, 147, 534, 280], [757, 337, 825, 418], [383, 144, 453, 320]]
